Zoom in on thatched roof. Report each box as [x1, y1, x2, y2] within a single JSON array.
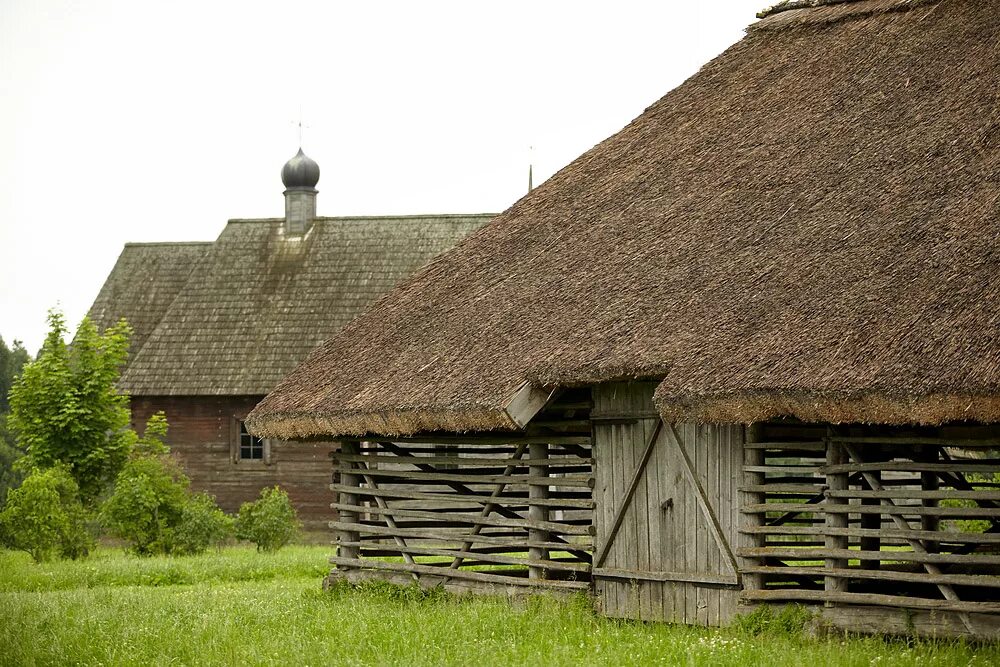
[[248, 0, 1000, 439], [103, 215, 491, 396], [89, 242, 211, 355]]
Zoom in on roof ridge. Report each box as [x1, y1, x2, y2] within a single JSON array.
[[757, 0, 929, 19], [123, 241, 214, 247], [224, 213, 497, 224]]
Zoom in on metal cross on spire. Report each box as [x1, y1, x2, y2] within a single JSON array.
[[291, 106, 311, 148]]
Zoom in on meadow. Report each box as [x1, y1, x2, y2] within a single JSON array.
[[1, 545, 997, 667]]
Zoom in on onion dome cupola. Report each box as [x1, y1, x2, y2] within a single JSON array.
[[281, 148, 320, 236], [281, 148, 321, 189]]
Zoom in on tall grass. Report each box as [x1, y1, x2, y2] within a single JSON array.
[[0, 546, 997, 666]]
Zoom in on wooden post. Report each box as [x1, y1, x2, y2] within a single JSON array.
[[742, 423, 765, 592], [859, 451, 882, 570], [338, 440, 361, 562], [529, 441, 550, 580], [824, 438, 849, 599], [919, 445, 940, 554]]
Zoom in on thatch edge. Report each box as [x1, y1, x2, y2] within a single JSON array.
[[655, 391, 1000, 426], [753, 0, 939, 28], [246, 405, 520, 440]]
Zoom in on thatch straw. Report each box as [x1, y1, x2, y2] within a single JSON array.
[[251, 0, 1000, 439]]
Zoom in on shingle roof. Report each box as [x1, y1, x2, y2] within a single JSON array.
[[117, 215, 492, 396], [88, 242, 212, 356], [248, 0, 1000, 439]]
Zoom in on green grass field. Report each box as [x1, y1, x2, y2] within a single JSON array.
[[0, 546, 997, 666]]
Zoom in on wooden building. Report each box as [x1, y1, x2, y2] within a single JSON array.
[[87, 150, 492, 529], [248, 0, 1000, 638]]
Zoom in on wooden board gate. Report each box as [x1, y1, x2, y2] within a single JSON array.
[[591, 382, 746, 625]]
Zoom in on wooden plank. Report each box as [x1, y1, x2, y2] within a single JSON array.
[[826, 489, 1000, 501], [329, 520, 590, 550], [503, 382, 554, 429], [645, 415, 664, 622], [741, 525, 1000, 544], [743, 441, 826, 451], [340, 541, 591, 573], [328, 483, 594, 509], [329, 502, 593, 535], [831, 436, 1000, 448], [817, 605, 1000, 640], [821, 462, 1000, 475], [329, 555, 591, 591], [351, 435, 592, 446], [741, 425, 766, 593], [663, 423, 740, 579], [330, 465, 594, 488], [593, 419, 664, 568], [736, 547, 1000, 566], [593, 567, 738, 587], [743, 503, 1000, 518], [740, 565, 1000, 589], [741, 589, 1000, 615], [332, 453, 592, 467]]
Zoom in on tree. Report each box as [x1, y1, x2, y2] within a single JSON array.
[[0, 336, 31, 413], [8, 311, 132, 503], [0, 336, 32, 506], [0, 465, 92, 562]]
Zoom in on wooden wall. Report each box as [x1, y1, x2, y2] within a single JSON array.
[[131, 395, 334, 530], [591, 382, 746, 626]]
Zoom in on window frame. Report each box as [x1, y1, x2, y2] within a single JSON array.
[[230, 417, 271, 465]]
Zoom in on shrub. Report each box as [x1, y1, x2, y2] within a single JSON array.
[[235, 486, 300, 552], [0, 465, 93, 562], [101, 413, 231, 556], [100, 453, 189, 555], [173, 492, 233, 556]]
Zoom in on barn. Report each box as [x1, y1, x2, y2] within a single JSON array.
[[247, 0, 1000, 637], [87, 149, 493, 528]]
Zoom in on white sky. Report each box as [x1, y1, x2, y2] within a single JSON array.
[[0, 0, 758, 353]]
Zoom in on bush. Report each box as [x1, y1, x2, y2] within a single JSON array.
[[235, 486, 300, 552], [100, 453, 189, 555], [101, 413, 231, 556], [0, 466, 93, 562], [173, 492, 233, 556]]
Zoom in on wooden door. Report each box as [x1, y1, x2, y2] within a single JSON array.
[[592, 382, 744, 625]]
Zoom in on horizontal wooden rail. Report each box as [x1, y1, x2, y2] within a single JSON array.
[[330, 555, 591, 591], [331, 502, 595, 536], [737, 546, 1000, 566], [329, 520, 593, 552], [740, 565, 1000, 589], [328, 482, 594, 509], [338, 541, 591, 573], [742, 503, 1000, 518], [740, 524, 1000, 544], [330, 465, 594, 488], [741, 588, 1000, 614]]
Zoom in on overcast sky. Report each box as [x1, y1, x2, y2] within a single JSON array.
[[1, 0, 759, 353]]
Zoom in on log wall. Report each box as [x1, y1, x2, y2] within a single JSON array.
[[738, 420, 1000, 639], [327, 389, 594, 593], [131, 395, 335, 530]]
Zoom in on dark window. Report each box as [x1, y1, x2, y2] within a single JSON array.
[[239, 421, 264, 460]]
